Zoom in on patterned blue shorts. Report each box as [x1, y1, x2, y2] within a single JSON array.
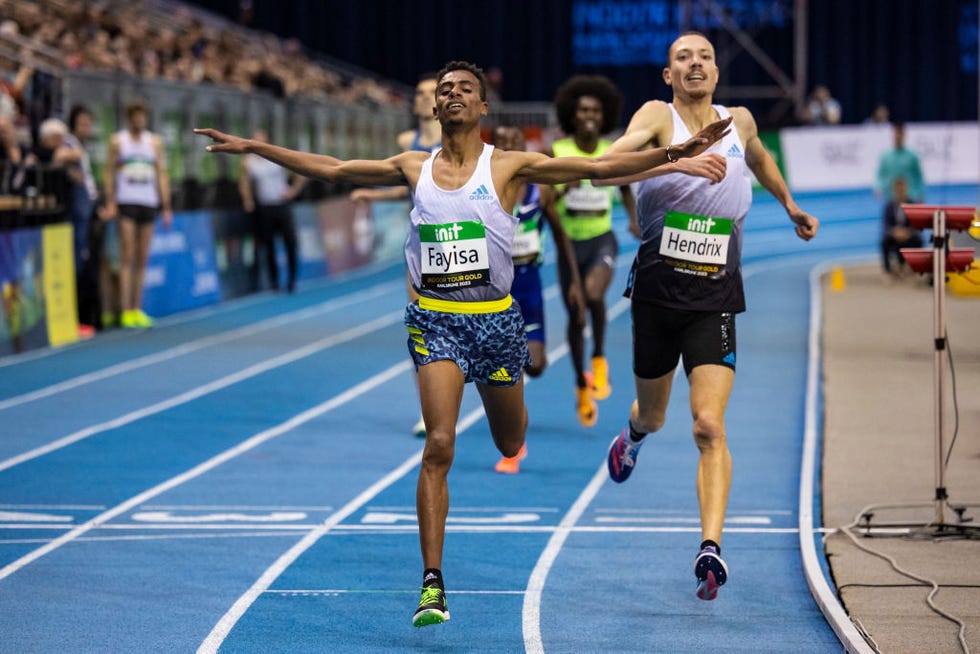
[[405, 300, 531, 387]]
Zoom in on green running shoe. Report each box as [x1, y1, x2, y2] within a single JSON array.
[[412, 586, 449, 627]]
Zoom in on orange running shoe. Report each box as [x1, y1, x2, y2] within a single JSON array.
[[591, 356, 611, 400], [494, 443, 528, 474], [576, 385, 597, 427]]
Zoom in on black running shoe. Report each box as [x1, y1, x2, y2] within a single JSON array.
[[412, 586, 450, 627]]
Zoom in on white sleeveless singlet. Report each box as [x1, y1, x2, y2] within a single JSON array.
[[405, 144, 519, 303], [114, 130, 160, 208]]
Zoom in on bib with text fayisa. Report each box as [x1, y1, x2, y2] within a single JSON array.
[[420, 221, 491, 290]]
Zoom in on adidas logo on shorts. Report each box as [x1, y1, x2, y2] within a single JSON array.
[[489, 367, 512, 382]]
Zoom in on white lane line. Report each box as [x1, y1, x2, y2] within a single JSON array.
[[138, 505, 335, 511], [0, 310, 404, 473], [593, 507, 792, 515], [195, 302, 589, 653], [0, 281, 402, 412], [196, 401, 490, 654], [523, 461, 609, 654], [594, 516, 772, 525], [0, 523, 804, 535], [365, 506, 561, 512], [0, 258, 408, 371], [800, 261, 876, 654], [0, 358, 413, 583], [0, 504, 106, 510], [264, 589, 525, 596], [0, 532, 310, 545], [518, 255, 868, 653], [521, 293, 636, 654]]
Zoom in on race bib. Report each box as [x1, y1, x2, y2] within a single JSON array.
[[420, 221, 491, 290], [564, 186, 610, 214], [121, 160, 155, 184], [659, 211, 732, 276], [511, 220, 542, 259]]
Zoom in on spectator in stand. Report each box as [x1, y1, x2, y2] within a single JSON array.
[[103, 101, 172, 329], [880, 177, 923, 275], [65, 105, 101, 330], [5, 0, 408, 109], [0, 113, 26, 194], [875, 122, 924, 203], [238, 128, 306, 293], [864, 103, 890, 125], [801, 85, 841, 125], [33, 117, 96, 337]]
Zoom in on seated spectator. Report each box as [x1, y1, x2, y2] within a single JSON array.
[[881, 177, 923, 275], [801, 85, 842, 125]]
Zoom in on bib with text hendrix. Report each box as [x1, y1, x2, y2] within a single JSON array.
[[658, 210, 732, 276]]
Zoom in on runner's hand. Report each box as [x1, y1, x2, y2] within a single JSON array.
[[194, 128, 251, 154], [789, 206, 819, 241], [673, 116, 733, 159], [676, 153, 727, 184]]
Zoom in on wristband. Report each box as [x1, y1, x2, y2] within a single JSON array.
[[666, 144, 677, 163]]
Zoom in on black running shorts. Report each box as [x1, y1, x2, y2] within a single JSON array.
[[117, 204, 159, 224], [631, 299, 737, 379]]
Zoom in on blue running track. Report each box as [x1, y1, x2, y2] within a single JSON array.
[[0, 185, 975, 653]]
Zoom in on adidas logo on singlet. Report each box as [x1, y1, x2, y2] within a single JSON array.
[[726, 143, 743, 159], [468, 184, 493, 201], [489, 367, 512, 382]]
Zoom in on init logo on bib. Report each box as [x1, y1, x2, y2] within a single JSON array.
[[420, 221, 491, 290], [659, 211, 732, 276]]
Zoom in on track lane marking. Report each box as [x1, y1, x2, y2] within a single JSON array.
[[0, 359, 413, 582], [0, 310, 404, 472]]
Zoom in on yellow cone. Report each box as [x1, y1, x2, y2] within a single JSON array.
[[830, 267, 846, 292], [968, 212, 980, 240]]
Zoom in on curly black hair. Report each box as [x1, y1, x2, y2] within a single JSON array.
[[436, 61, 488, 101], [553, 75, 624, 135]]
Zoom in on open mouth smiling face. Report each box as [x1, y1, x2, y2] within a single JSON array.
[[435, 70, 485, 123]]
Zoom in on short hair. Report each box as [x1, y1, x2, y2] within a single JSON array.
[[553, 75, 623, 135], [68, 104, 92, 132], [418, 72, 438, 84], [125, 100, 148, 119], [436, 61, 487, 102], [668, 30, 711, 61], [39, 118, 68, 140]]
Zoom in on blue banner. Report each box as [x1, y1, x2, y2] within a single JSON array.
[[142, 211, 222, 317], [0, 228, 49, 355]]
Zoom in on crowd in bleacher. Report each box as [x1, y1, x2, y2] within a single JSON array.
[[1, 0, 408, 110]]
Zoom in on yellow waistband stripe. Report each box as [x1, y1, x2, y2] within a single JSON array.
[[418, 295, 513, 314]]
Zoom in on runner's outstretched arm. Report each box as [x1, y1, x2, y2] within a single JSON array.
[[194, 128, 414, 187]]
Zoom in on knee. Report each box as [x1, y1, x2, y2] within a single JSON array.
[[632, 402, 666, 434], [421, 430, 455, 472], [692, 414, 726, 451], [524, 353, 547, 378], [524, 363, 545, 378]]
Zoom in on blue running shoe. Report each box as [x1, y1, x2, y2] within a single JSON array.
[[413, 586, 450, 627], [607, 428, 643, 483], [694, 545, 729, 600]]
